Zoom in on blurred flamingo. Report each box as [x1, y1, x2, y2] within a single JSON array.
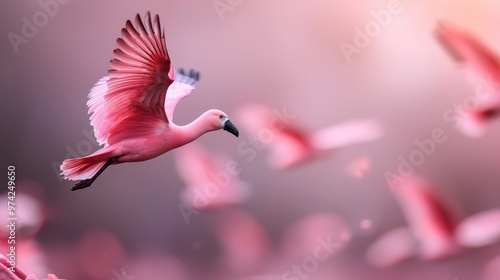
[[0, 254, 60, 280], [391, 177, 461, 260], [437, 22, 500, 137], [236, 103, 383, 169], [60, 12, 239, 191], [368, 181, 500, 268], [175, 143, 251, 210], [0, 254, 28, 280]]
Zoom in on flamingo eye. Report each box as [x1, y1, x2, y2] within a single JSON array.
[[218, 114, 224, 119]]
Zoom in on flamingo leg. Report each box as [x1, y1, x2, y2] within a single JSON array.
[[71, 157, 119, 191]]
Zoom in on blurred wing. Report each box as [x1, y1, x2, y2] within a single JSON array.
[[456, 208, 500, 248], [88, 12, 174, 146], [311, 119, 384, 151], [392, 177, 461, 260], [174, 143, 215, 187], [1, 253, 28, 279], [436, 22, 500, 82], [165, 69, 199, 122], [365, 227, 417, 268], [236, 103, 309, 143]]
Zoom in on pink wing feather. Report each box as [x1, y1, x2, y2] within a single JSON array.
[[87, 12, 174, 146], [456, 208, 500, 248], [175, 143, 251, 210], [164, 71, 199, 122], [236, 103, 312, 168], [436, 22, 500, 82], [311, 119, 384, 151], [392, 177, 461, 260]]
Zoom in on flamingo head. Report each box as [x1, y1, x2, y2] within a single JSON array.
[[205, 109, 239, 137]]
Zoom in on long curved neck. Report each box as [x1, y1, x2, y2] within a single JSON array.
[[175, 113, 215, 146]]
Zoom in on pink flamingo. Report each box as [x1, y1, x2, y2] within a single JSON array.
[[236, 103, 383, 169], [174, 143, 251, 210], [60, 12, 239, 191], [391, 177, 461, 260], [0, 254, 60, 280], [437, 22, 500, 137]]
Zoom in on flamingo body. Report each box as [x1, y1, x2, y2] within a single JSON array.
[[60, 12, 239, 190], [437, 22, 500, 137]]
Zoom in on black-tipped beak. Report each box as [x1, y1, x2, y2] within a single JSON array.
[[223, 119, 239, 137]]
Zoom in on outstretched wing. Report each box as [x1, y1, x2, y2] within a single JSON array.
[[87, 12, 174, 146], [436, 22, 500, 82], [164, 68, 200, 122]]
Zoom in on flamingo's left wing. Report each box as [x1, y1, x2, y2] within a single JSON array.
[[164, 69, 200, 122], [88, 12, 175, 146]]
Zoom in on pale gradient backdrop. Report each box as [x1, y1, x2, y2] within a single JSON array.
[[1, 0, 500, 279]]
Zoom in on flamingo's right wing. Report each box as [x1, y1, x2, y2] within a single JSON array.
[[436, 22, 500, 82], [311, 119, 383, 151], [164, 69, 200, 122]]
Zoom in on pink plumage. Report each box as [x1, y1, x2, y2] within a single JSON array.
[[60, 12, 239, 191], [0, 254, 28, 280], [392, 177, 461, 260], [456, 208, 500, 248], [236, 103, 383, 169], [365, 227, 417, 268], [214, 210, 272, 273], [437, 22, 500, 137]]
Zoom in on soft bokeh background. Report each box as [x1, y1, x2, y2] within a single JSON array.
[[2, 0, 500, 279]]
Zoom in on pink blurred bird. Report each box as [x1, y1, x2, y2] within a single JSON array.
[[60, 12, 239, 191], [391, 177, 461, 260], [175, 143, 251, 210], [236, 103, 383, 169], [0, 254, 60, 280], [437, 22, 500, 137]]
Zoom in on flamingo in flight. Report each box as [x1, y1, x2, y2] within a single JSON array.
[[436, 22, 500, 137], [236, 103, 383, 169], [60, 12, 239, 191]]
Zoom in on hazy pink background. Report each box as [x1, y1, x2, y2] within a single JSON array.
[[1, 0, 500, 279]]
